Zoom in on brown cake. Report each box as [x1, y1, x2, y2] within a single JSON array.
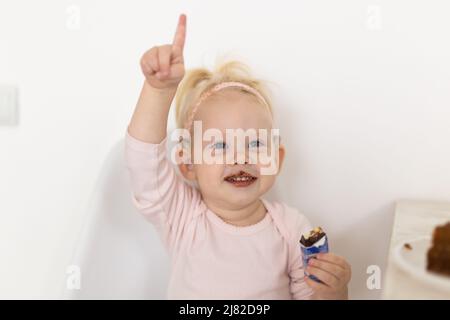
[[426, 222, 450, 276]]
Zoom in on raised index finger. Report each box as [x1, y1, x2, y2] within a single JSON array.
[[172, 14, 187, 58]]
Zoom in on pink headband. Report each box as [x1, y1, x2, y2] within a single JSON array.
[[183, 81, 270, 130]]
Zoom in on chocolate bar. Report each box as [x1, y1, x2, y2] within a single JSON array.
[[300, 227, 327, 247], [299, 227, 329, 282]]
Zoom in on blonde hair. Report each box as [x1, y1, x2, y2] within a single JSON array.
[[175, 60, 274, 129]]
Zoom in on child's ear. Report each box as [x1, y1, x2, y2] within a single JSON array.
[[277, 144, 286, 174], [178, 163, 197, 181]]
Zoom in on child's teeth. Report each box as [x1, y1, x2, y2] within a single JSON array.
[[226, 174, 256, 183], [234, 176, 251, 181]]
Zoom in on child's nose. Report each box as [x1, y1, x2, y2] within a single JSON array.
[[233, 148, 249, 165]]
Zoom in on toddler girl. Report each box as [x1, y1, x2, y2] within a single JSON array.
[[125, 14, 351, 299]]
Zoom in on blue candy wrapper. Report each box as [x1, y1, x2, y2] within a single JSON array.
[[300, 229, 329, 283]]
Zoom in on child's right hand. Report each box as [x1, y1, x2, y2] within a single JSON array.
[[140, 14, 187, 90]]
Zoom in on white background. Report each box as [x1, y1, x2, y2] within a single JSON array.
[[1, 0, 449, 299]]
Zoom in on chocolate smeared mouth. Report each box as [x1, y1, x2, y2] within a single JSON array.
[[300, 227, 326, 247], [224, 170, 258, 184]]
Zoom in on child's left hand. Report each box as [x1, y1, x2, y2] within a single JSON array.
[[304, 253, 351, 300]]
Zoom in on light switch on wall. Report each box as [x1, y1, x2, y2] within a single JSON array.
[[0, 85, 19, 126]]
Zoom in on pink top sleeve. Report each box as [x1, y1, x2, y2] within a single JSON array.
[[124, 129, 202, 253]]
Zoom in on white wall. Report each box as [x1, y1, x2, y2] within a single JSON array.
[[1, 0, 449, 299]]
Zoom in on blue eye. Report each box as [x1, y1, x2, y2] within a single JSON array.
[[249, 140, 264, 148], [212, 142, 227, 149]]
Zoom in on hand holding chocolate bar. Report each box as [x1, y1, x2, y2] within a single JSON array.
[[300, 227, 352, 300]]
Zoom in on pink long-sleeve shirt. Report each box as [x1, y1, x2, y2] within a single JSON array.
[[124, 129, 314, 299]]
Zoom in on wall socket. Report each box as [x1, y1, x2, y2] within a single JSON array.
[[0, 85, 19, 126]]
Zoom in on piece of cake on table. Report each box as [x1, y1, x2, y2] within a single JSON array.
[[427, 222, 450, 276]]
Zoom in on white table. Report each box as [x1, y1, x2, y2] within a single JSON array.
[[382, 199, 450, 299]]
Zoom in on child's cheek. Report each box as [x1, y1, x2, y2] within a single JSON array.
[[197, 164, 223, 187], [258, 175, 276, 194]]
